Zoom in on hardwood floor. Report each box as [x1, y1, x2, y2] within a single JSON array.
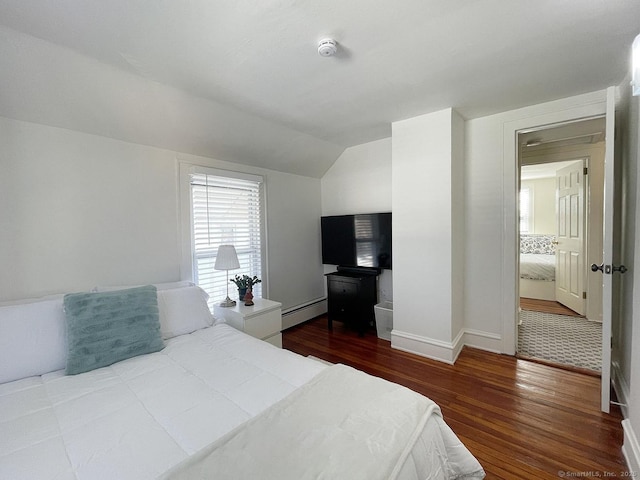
[[520, 297, 583, 317], [283, 316, 626, 480]]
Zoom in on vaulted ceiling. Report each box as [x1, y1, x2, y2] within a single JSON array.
[[0, 1, 638, 177]]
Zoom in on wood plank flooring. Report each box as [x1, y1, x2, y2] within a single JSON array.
[[520, 297, 583, 317], [283, 316, 626, 480]]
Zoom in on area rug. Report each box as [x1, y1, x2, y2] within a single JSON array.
[[518, 309, 602, 372]]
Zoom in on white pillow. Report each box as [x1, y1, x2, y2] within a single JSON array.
[[157, 286, 214, 339], [0, 293, 65, 307], [0, 297, 67, 384], [95, 281, 195, 292]]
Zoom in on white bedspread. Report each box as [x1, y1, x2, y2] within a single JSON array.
[[1, 324, 325, 480], [1, 324, 484, 479], [520, 253, 556, 281], [163, 364, 485, 480]]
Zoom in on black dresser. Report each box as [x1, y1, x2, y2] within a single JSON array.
[[325, 268, 378, 335]]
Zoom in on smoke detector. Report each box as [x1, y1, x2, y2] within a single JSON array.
[[318, 38, 337, 57]]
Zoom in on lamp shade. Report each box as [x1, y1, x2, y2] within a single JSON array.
[[214, 245, 240, 270]]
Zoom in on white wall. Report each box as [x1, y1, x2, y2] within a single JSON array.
[[451, 111, 466, 343], [463, 111, 508, 342], [465, 90, 608, 353], [391, 108, 464, 362], [261, 170, 326, 309], [0, 116, 325, 313], [321, 138, 393, 302], [521, 177, 556, 234], [616, 80, 637, 402], [0, 116, 180, 298], [621, 84, 640, 473], [321, 138, 391, 216]]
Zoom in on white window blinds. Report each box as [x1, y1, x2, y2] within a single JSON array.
[[354, 215, 374, 267], [190, 171, 263, 308]]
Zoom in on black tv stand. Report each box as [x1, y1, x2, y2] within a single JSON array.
[[326, 268, 378, 336]]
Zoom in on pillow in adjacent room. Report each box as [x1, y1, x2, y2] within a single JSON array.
[[157, 285, 214, 339], [63, 285, 164, 375]]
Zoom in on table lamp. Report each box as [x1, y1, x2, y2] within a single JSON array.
[[214, 245, 240, 307]]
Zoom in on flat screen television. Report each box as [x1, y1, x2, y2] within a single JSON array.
[[321, 213, 392, 270]]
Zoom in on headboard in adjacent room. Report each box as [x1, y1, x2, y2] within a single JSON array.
[[519, 234, 557, 255]]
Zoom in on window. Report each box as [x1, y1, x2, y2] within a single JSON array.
[[355, 215, 375, 267], [189, 169, 264, 309], [519, 187, 532, 233]]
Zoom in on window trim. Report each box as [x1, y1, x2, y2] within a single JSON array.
[[179, 161, 269, 301], [519, 186, 534, 234]]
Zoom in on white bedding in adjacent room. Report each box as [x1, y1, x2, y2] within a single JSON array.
[[520, 253, 556, 281], [1, 324, 484, 479]]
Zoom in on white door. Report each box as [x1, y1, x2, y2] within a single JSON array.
[[555, 161, 586, 315], [598, 86, 617, 413]]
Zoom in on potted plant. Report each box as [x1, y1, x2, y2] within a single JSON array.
[[230, 275, 261, 301]]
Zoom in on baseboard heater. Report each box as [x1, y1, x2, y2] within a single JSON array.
[[282, 298, 327, 330]]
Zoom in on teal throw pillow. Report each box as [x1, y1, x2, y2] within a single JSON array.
[[64, 285, 164, 375]]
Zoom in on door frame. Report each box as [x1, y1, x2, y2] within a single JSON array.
[[501, 98, 608, 357]]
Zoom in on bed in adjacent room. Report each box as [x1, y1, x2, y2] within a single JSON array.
[[0, 283, 485, 480], [519, 234, 557, 301]]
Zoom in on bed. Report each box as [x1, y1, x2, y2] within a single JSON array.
[[0, 283, 485, 480], [519, 234, 557, 301]]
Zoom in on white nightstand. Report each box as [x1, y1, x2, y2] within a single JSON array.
[[213, 298, 283, 348]]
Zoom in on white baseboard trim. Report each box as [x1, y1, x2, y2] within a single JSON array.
[[452, 329, 465, 363], [612, 361, 630, 419], [463, 328, 503, 354], [622, 419, 640, 475], [391, 328, 503, 364], [391, 329, 464, 364], [282, 298, 327, 330]]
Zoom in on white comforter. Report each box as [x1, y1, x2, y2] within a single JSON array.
[[163, 364, 484, 480], [520, 253, 556, 281], [1, 324, 484, 479]]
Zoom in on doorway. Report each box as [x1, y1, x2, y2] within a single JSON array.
[[516, 118, 605, 372]]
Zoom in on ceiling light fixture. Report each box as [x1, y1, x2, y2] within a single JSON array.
[[318, 38, 337, 57]]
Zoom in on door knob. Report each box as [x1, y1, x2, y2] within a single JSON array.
[[612, 264, 628, 274], [591, 263, 627, 274]]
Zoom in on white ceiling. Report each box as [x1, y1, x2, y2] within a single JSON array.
[[0, 1, 639, 177]]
